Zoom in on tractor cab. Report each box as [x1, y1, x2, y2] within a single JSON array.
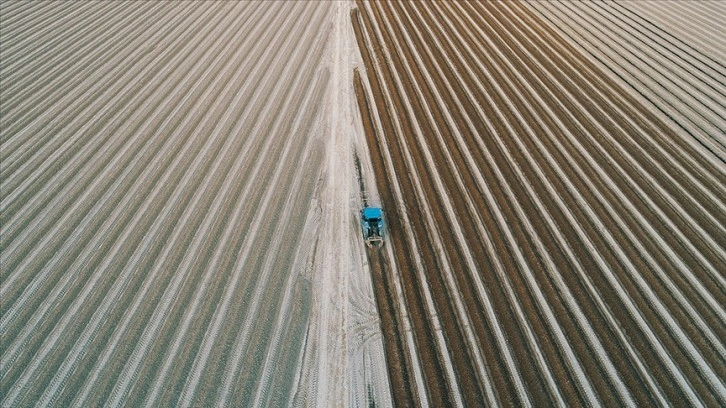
[[361, 207, 385, 248]]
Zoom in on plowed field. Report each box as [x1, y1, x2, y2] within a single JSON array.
[[2, 1, 724, 406], [1, 2, 391, 406], [353, 1, 725, 406]]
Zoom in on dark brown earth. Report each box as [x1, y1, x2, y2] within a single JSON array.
[[353, 1, 726, 406]]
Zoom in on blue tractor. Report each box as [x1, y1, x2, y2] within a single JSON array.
[[361, 207, 385, 248]]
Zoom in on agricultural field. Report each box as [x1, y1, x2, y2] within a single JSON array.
[[1, 1, 388, 406], [1, 0, 725, 407], [353, 0, 725, 406]]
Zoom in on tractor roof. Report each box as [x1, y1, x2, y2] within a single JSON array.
[[362, 207, 383, 219]]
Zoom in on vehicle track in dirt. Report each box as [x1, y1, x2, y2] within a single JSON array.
[[354, 1, 726, 405]]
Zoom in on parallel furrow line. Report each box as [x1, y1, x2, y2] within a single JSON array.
[[622, 1, 725, 66], [208, 19, 331, 408], [558, 1, 725, 139], [599, 2, 726, 96], [515, 2, 726, 261], [388, 2, 538, 405], [1, 4, 252, 405], [526, 1, 726, 162], [0, 4, 222, 329], [0, 2, 174, 188], [498, 1, 719, 400], [1, 1, 132, 121], [33, 4, 270, 406], [359, 2, 469, 405], [0, 1, 90, 78], [500, 1, 726, 328], [98, 5, 308, 406]]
